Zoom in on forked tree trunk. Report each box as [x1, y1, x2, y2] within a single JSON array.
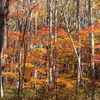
[[18, 15, 28, 100]]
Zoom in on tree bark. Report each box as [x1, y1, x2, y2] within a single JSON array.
[[88, 0, 95, 100], [52, 0, 57, 91], [3, 0, 10, 49], [76, 0, 81, 95], [49, 0, 52, 90], [21, 42, 27, 91], [0, 0, 4, 97]]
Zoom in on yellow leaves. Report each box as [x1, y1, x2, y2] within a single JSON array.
[[5, 72, 17, 79], [95, 18, 100, 22], [56, 77, 75, 89], [60, 74, 74, 79], [96, 2, 100, 6], [54, 88, 59, 93], [29, 77, 37, 83], [34, 48, 47, 54], [95, 82, 100, 86], [57, 38, 63, 43], [83, 72, 86, 77], [94, 30, 100, 35], [57, 37, 70, 43], [82, 77, 91, 82], [61, 59, 64, 63], [25, 63, 34, 68], [2, 54, 8, 59], [63, 37, 70, 42], [28, 77, 49, 88], [79, 89, 84, 93]]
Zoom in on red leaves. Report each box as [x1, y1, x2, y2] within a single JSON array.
[[83, 59, 100, 70], [38, 26, 67, 36], [94, 45, 100, 48], [76, 23, 100, 38], [57, 29, 67, 36], [90, 60, 100, 64]]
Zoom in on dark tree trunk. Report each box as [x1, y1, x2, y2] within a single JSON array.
[[0, 0, 4, 97], [3, 0, 10, 50]]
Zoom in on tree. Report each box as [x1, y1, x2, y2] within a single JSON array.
[[48, 0, 52, 91], [52, 0, 57, 91], [88, 0, 95, 100], [76, 0, 80, 95], [0, 0, 10, 97], [0, 0, 4, 97], [0, 0, 100, 99]]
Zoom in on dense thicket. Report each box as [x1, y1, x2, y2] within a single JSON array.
[[0, 0, 100, 100]]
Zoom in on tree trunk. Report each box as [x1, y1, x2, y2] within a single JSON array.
[[0, 0, 4, 97], [21, 42, 27, 91], [47, 0, 49, 26], [49, 0, 52, 90], [18, 15, 28, 100], [52, 0, 57, 91], [76, 0, 81, 95], [88, 0, 95, 100], [3, 0, 10, 49]]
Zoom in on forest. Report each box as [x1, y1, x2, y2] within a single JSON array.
[[0, 0, 100, 100]]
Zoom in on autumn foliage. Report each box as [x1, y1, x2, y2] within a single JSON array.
[[1, 0, 100, 100]]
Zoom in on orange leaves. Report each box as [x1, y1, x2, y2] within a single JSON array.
[[37, 27, 67, 36], [37, 67, 46, 74], [8, 31, 22, 37], [25, 63, 34, 68], [94, 44, 100, 48], [3, 47, 14, 55], [83, 59, 100, 70], [77, 23, 100, 38], [11, 0, 17, 2], [82, 77, 91, 82], [8, 2, 26, 19], [10, 4, 16, 11], [8, 12, 26, 19], [28, 76, 50, 88], [76, 29, 89, 38], [90, 60, 100, 64], [5, 72, 17, 79], [8, 31, 32, 48], [57, 29, 67, 36], [56, 78, 75, 88], [37, 29, 49, 36]]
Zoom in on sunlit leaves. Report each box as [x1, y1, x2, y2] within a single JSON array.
[[5, 72, 17, 79]]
